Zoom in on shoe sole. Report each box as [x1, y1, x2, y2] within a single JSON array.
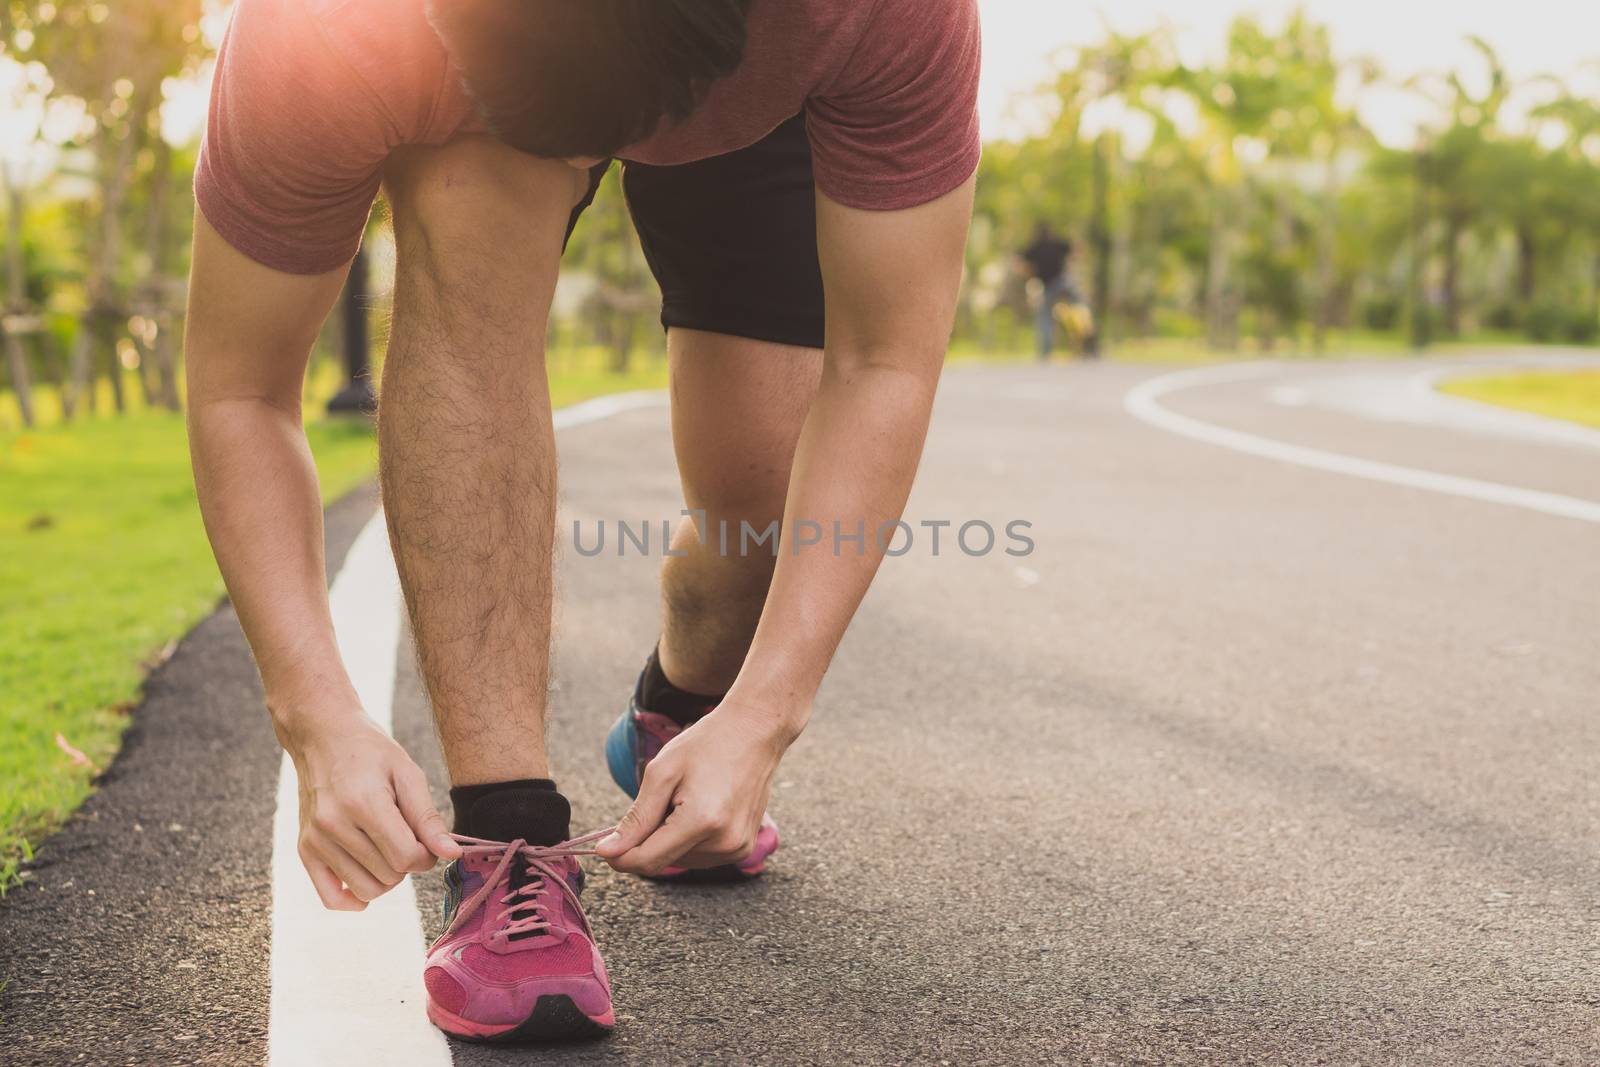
[[429, 994, 614, 1043], [604, 708, 769, 882], [646, 859, 766, 883]]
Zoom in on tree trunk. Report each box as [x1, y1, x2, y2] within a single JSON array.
[[1087, 133, 1112, 357], [1274, 183, 1295, 352], [125, 329, 154, 409], [40, 332, 67, 393], [143, 133, 181, 411], [71, 123, 136, 415], [3, 166, 36, 428], [1257, 311, 1276, 353], [1109, 215, 1133, 343], [1205, 184, 1232, 350], [1440, 216, 1464, 339], [1515, 227, 1537, 305], [132, 333, 161, 404], [103, 326, 126, 412], [152, 320, 180, 410], [1408, 150, 1432, 350], [1312, 155, 1339, 354], [1592, 249, 1600, 323], [607, 300, 634, 374], [3, 322, 36, 434], [608, 205, 636, 374], [67, 314, 95, 416]]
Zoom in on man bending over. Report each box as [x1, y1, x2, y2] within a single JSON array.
[[186, 0, 979, 1041]]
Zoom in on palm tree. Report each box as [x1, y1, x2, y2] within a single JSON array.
[[1530, 86, 1600, 328], [1405, 37, 1512, 337]]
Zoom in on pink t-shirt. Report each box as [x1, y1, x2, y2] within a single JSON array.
[[196, 0, 982, 275]]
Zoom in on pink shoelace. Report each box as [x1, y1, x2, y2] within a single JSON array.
[[447, 828, 616, 941]]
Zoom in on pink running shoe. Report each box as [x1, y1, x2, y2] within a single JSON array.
[[424, 831, 614, 1042], [605, 691, 780, 881]]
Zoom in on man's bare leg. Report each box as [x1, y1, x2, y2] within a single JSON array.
[[378, 139, 586, 785], [656, 329, 823, 694]]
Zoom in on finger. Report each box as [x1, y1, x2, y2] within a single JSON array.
[[394, 766, 461, 862], [365, 796, 435, 875], [611, 808, 715, 876], [329, 819, 405, 889], [300, 848, 365, 912], [596, 762, 677, 860], [314, 838, 392, 903], [677, 833, 756, 870]]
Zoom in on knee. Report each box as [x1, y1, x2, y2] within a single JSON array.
[[683, 496, 789, 580], [661, 560, 769, 628], [385, 139, 580, 311], [664, 513, 778, 599]]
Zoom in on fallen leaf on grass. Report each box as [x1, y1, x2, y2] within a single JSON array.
[[55, 733, 98, 773], [141, 639, 179, 671]]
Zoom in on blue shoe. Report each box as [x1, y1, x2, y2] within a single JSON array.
[[605, 686, 779, 879]]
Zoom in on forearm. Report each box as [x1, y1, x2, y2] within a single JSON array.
[[721, 182, 972, 737], [183, 211, 356, 736], [188, 396, 356, 733], [726, 353, 941, 733]]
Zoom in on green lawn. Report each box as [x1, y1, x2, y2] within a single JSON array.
[[0, 349, 666, 892], [1439, 369, 1600, 430], [545, 348, 668, 408], [0, 414, 377, 892]]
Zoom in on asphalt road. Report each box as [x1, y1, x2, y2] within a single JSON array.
[[3, 355, 1598, 1065]]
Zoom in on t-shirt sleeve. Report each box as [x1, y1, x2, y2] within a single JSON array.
[[806, 0, 981, 212], [194, 0, 392, 275]]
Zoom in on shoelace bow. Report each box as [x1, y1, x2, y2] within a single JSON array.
[[446, 828, 616, 941]]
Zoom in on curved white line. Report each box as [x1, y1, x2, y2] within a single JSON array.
[[1124, 364, 1600, 525], [270, 390, 668, 1066]]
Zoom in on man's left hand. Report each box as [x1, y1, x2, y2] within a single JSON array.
[[595, 702, 796, 875]]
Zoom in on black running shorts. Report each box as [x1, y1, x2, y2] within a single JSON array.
[[564, 113, 826, 351]]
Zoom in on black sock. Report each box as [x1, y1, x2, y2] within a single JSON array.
[[637, 647, 723, 727], [449, 779, 570, 846]]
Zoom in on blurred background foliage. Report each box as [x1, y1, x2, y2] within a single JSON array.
[[971, 17, 1600, 358], [1, 4, 1598, 431]]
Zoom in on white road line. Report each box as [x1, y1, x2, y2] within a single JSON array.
[[1124, 363, 1600, 526], [268, 514, 449, 1067], [268, 390, 667, 1067]]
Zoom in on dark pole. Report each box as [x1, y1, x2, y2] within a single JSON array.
[[327, 245, 376, 415]]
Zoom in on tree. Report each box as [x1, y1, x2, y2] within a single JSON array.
[[1531, 89, 1600, 331], [1404, 37, 1513, 336], [1, 55, 50, 426], [3, 0, 206, 415]]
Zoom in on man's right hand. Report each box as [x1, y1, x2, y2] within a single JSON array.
[[185, 214, 460, 912], [278, 711, 461, 911]]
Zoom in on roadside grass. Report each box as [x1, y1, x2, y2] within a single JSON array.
[[0, 413, 377, 895], [1438, 369, 1600, 429], [545, 347, 668, 408], [0, 347, 666, 892]]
